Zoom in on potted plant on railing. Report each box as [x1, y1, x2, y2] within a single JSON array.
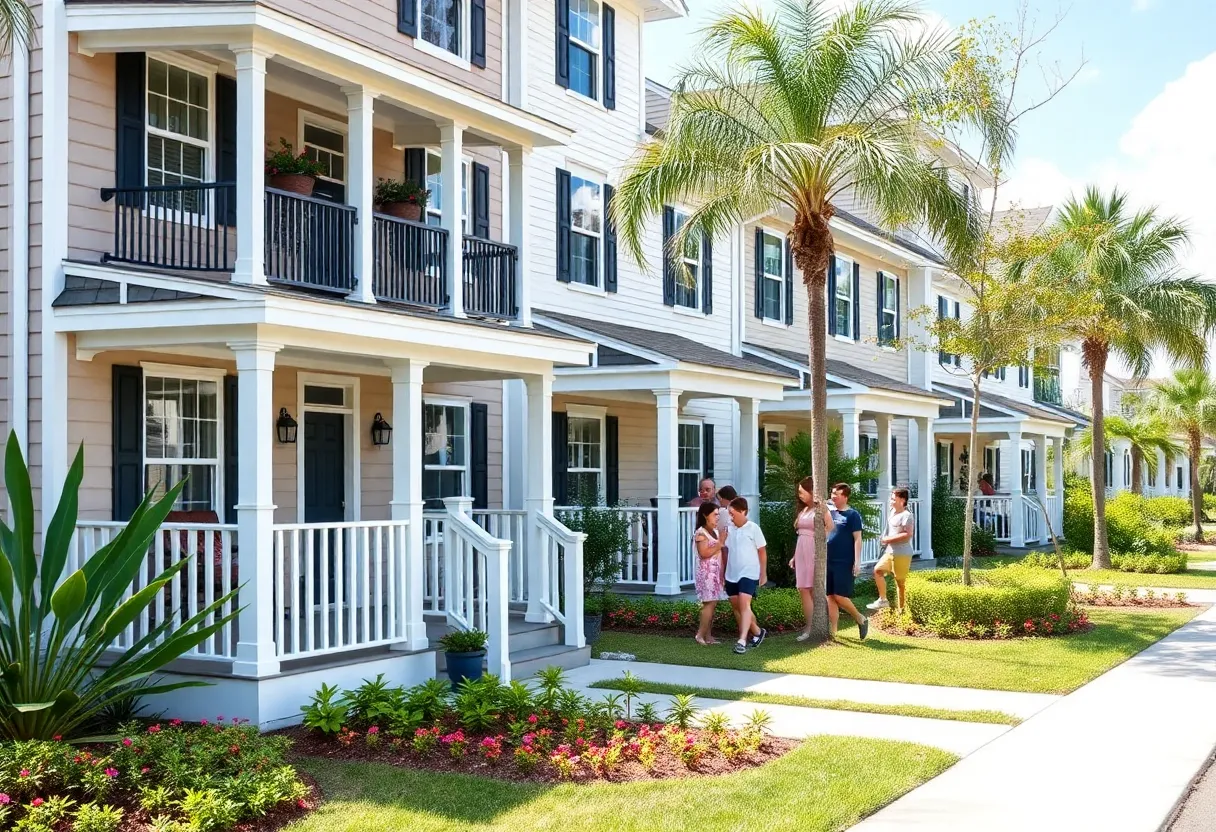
[[265, 138, 326, 196], [439, 629, 488, 685], [561, 485, 636, 645], [374, 178, 430, 222]]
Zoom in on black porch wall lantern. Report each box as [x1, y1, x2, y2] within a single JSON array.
[[371, 412, 393, 446], [276, 407, 298, 444]]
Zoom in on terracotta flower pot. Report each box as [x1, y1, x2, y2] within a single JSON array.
[[268, 173, 316, 196], [379, 201, 424, 222]]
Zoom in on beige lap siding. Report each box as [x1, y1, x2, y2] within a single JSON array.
[[759, 415, 912, 493], [66, 349, 506, 523]]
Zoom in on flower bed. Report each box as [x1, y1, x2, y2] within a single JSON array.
[[601, 587, 837, 633], [0, 719, 314, 831], [1020, 548, 1188, 574], [897, 567, 1074, 639], [290, 672, 793, 785], [1072, 585, 1190, 607], [876, 605, 1090, 639]]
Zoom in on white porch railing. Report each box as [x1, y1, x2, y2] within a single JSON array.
[[556, 506, 661, 586], [1022, 496, 1042, 544], [271, 520, 410, 660], [1046, 491, 1062, 539], [677, 507, 698, 584], [952, 495, 1014, 542], [442, 504, 512, 680], [72, 521, 238, 659], [534, 513, 586, 648], [472, 509, 528, 603]]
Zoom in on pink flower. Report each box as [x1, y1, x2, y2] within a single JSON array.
[[200, 720, 209, 726], [52, 735, 61, 742], [298, 798, 308, 809], [30, 798, 44, 807], [141, 767, 150, 774], [104, 768, 118, 778], [368, 725, 380, 735], [18, 769, 28, 778], [615, 720, 626, 730], [217, 715, 224, 721], [148, 724, 161, 734], [122, 738, 132, 747], [0, 794, 9, 804], [527, 714, 538, 724], [170, 719, 182, 727]]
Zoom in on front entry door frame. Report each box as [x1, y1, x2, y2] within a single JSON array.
[[296, 372, 361, 523]]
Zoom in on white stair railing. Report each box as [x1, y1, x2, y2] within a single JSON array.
[[472, 509, 529, 603], [442, 497, 512, 680], [534, 512, 586, 648]]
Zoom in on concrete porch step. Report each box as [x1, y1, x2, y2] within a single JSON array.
[[430, 613, 591, 677], [509, 643, 592, 678]]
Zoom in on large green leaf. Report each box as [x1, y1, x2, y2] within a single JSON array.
[[50, 570, 87, 621], [3, 433, 35, 598], [13, 700, 56, 712], [39, 445, 86, 616]]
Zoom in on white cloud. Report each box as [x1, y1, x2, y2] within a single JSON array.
[[1132, 0, 1157, 11]]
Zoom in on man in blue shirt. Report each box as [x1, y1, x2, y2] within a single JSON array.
[[826, 483, 869, 640]]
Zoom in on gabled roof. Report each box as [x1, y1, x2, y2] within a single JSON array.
[[933, 382, 1075, 425], [744, 343, 942, 400]]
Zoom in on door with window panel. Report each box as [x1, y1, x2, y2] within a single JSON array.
[[567, 417, 603, 502]]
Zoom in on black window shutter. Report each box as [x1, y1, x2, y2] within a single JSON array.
[[114, 53, 146, 208], [757, 427, 766, 495], [852, 261, 861, 341], [890, 436, 898, 487], [703, 423, 715, 480], [552, 412, 569, 504], [555, 0, 570, 87], [223, 375, 238, 524], [953, 301, 962, 366], [603, 184, 618, 292], [661, 206, 676, 306], [602, 4, 616, 109], [606, 415, 619, 505], [894, 275, 901, 339], [404, 148, 428, 188], [471, 0, 487, 68], [876, 271, 885, 344], [784, 239, 794, 326], [556, 168, 571, 282], [215, 74, 237, 226], [470, 402, 489, 509], [753, 228, 764, 320], [701, 233, 713, 314], [827, 256, 837, 336], [112, 365, 144, 521], [472, 161, 491, 239], [398, 0, 417, 36]]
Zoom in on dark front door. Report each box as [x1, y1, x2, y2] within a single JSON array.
[[303, 411, 345, 605]]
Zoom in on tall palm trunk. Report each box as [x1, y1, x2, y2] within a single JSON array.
[[1190, 429, 1204, 542], [1130, 448, 1143, 496], [793, 209, 833, 642], [962, 372, 981, 586], [1084, 339, 1112, 569]]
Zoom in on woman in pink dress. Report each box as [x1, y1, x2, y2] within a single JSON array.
[[790, 476, 833, 642], [693, 501, 727, 645]]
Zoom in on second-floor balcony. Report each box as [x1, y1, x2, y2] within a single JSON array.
[[1034, 371, 1062, 406]]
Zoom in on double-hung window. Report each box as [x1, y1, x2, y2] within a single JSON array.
[[425, 152, 470, 233], [834, 256, 854, 338], [568, 0, 601, 100], [937, 295, 962, 367], [145, 57, 211, 215], [1147, 461, 1157, 489], [879, 272, 899, 346], [1022, 448, 1036, 493], [301, 116, 346, 202], [423, 401, 469, 507], [761, 232, 784, 321], [677, 422, 703, 503], [671, 209, 700, 309], [144, 371, 221, 512], [859, 435, 879, 495], [570, 174, 603, 287], [1123, 450, 1132, 489], [764, 426, 785, 455], [936, 440, 954, 485], [567, 413, 604, 501], [420, 0, 463, 56]]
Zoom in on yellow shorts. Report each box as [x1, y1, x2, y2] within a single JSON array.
[[876, 552, 913, 581]]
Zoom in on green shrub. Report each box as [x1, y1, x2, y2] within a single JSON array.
[[1110, 550, 1187, 574], [1144, 495, 1193, 528], [602, 586, 874, 633], [930, 477, 998, 558], [1063, 475, 1185, 567], [1205, 493, 1216, 521], [905, 568, 1070, 630], [439, 629, 488, 653], [1021, 550, 1092, 571], [1062, 473, 1095, 552]]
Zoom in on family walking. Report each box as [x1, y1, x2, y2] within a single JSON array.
[[691, 477, 917, 650]]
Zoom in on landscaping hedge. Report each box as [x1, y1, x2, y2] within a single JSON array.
[[602, 585, 873, 633], [905, 568, 1070, 632], [1144, 495, 1193, 528], [1021, 547, 1187, 574], [1063, 476, 1183, 563]]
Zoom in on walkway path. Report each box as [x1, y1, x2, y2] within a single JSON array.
[[852, 602, 1216, 831]]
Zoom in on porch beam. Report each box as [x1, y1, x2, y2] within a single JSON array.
[[344, 85, 377, 305], [654, 388, 683, 596], [390, 359, 429, 650], [232, 46, 272, 286], [524, 374, 555, 622]]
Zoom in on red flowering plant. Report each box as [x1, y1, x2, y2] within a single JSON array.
[[264, 138, 325, 178], [373, 178, 430, 209]]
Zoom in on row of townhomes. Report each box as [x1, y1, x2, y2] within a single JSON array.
[[1, 0, 1092, 726]]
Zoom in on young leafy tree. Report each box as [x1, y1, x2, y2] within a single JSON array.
[[613, 0, 974, 640], [1147, 369, 1216, 540], [1069, 411, 1181, 496]]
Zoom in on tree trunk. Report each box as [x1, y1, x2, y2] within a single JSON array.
[[962, 372, 982, 586], [1130, 448, 1143, 496], [1190, 429, 1204, 542], [1084, 340, 1111, 569], [792, 209, 834, 643]]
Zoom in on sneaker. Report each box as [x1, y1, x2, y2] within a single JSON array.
[[734, 641, 748, 654], [795, 631, 812, 642], [858, 617, 870, 641], [750, 628, 767, 647], [867, 597, 890, 611]]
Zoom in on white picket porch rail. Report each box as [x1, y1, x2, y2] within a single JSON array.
[[534, 513, 586, 648]]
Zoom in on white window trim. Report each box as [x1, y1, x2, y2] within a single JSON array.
[[937, 440, 953, 483], [567, 0, 602, 103], [413, 0, 472, 67], [677, 418, 704, 499], [297, 110, 348, 192], [144, 53, 217, 227], [566, 405, 607, 505], [670, 206, 702, 311], [295, 372, 362, 524], [834, 253, 855, 340], [422, 396, 473, 503], [860, 433, 880, 495], [424, 150, 472, 233], [759, 227, 786, 324], [568, 168, 605, 290], [879, 272, 899, 349], [140, 362, 226, 515]]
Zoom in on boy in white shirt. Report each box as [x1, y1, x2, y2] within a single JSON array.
[[869, 487, 916, 613], [725, 497, 768, 654]]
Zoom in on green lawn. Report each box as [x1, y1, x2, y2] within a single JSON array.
[[287, 738, 955, 832], [592, 607, 1200, 694], [587, 677, 1020, 725], [1068, 569, 1216, 590]]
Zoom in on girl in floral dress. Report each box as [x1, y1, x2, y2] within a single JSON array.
[[693, 501, 728, 645]]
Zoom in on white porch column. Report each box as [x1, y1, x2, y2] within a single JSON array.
[[654, 388, 683, 596], [1034, 435, 1048, 498], [875, 415, 892, 510], [1157, 450, 1169, 496], [1005, 433, 1025, 547], [507, 146, 531, 326], [907, 267, 935, 391], [230, 340, 281, 677], [344, 86, 376, 304], [1111, 442, 1127, 495], [915, 416, 934, 558], [737, 397, 760, 509], [1052, 436, 1065, 533], [441, 122, 466, 317], [390, 359, 429, 650], [1181, 454, 1192, 498], [840, 409, 861, 459], [232, 47, 270, 286], [524, 374, 554, 622]]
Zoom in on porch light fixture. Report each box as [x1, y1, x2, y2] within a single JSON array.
[[371, 412, 393, 446], [276, 407, 298, 444]]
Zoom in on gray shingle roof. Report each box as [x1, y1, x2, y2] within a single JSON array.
[[834, 209, 947, 265], [538, 311, 796, 379], [933, 382, 1074, 424], [743, 343, 941, 399]]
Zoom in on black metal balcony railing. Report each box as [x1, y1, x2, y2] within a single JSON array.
[[100, 182, 236, 272], [372, 214, 449, 308], [264, 188, 357, 293], [1035, 371, 1062, 405], [463, 236, 518, 319]]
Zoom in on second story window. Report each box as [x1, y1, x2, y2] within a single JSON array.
[[671, 210, 701, 309], [570, 174, 602, 287], [937, 295, 961, 367], [556, 0, 615, 108], [761, 232, 784, 321], [568, 0, 600, 100], [426, 152, 469, 234], [878, 271, 899, 346], [834, 256, 854, 338], [146, 57, 211, 213], [421, 0, 462, 56]]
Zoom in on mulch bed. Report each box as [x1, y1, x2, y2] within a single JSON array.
[[873, 617, 1096, 640], [280, 725, 796, 785]]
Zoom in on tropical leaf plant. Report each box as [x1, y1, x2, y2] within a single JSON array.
[[0, 433, 240, 740]]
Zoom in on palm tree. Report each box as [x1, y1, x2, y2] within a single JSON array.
[[0, 0, 34, 57], [1147, 369, 1216, 540], [1040, 187, 1216, 567], [612, 0, 974, 640], [1070, 414, 1181, 496]]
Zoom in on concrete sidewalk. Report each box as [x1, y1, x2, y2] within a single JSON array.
[[852, 603, 1216, 831]]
